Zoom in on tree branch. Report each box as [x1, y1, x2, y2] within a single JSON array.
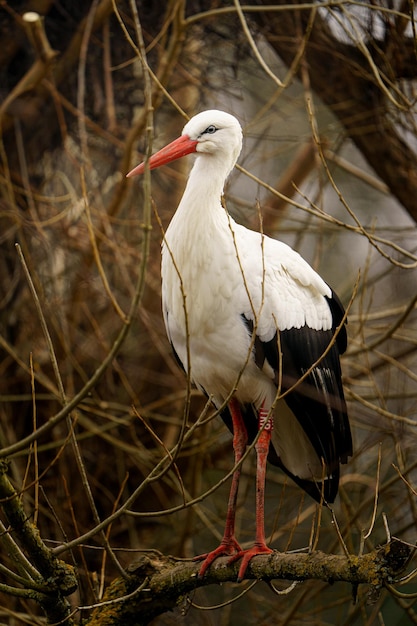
[[86, 539, 414, 626], [0, 461, 77, 624]]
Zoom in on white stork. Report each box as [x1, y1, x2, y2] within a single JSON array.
[[127, 110, 352, 582]]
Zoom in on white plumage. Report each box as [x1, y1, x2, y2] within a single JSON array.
[[127, 110, 352, 581]]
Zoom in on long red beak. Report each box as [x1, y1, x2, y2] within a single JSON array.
[[126, 134, 198, 177]]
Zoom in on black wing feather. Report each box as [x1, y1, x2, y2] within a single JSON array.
[[279, 326, 352, 468], [236, 295, 352, 504], [325, 288, 348, 354]]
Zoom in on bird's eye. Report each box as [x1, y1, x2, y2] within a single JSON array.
[[204, 125, 217, 135]]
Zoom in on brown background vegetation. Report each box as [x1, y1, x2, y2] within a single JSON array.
[[0, 1, 416, 624]]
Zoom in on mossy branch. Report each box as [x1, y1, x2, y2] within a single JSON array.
[[86, 539, 414, 626], [0, 460, 77, 624]]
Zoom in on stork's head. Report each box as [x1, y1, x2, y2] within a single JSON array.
[[126, 110, 243, 178]]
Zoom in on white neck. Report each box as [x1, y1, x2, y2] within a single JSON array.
[[186, 151, 232, 205], [162, 154, 237, 285]]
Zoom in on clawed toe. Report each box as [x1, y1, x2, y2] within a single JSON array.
[[195, 540, 273, 581], [229, 544, 273, 582], [195, 538, 242, 578]]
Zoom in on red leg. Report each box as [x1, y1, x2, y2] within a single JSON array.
[[196, 398, 247, 578], [229, 404, 274, 582]]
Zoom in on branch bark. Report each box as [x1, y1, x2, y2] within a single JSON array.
[[86, 539, 414, 626], [0, 461, 77, 624]]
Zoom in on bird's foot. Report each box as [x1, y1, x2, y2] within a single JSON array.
[[194, 537, 242, 579], [228, 542, 273, 582]]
